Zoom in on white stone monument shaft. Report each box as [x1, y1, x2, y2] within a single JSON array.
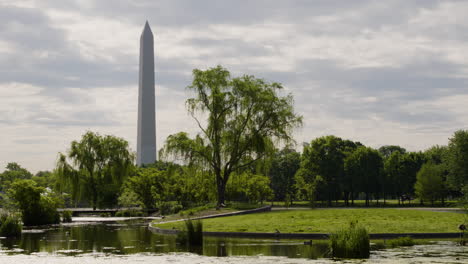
[[137, 21, 156, 166]]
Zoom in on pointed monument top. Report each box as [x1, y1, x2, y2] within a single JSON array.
[[142, 21, 152, 35]]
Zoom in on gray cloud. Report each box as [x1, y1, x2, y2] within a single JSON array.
[[1, 0, 468, 172]]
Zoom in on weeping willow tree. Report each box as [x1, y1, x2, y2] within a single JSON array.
[[160, 66, 302, 206], [56, 131, 135, 209]]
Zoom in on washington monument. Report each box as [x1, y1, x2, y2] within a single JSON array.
[[137, 21, 156, 166]]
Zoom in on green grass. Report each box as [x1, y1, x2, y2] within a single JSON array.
[[155, 208, 465, 233], [153, 202, 263, 223], [387, 236, 415, 248], [330, 222, 370, 258], [271, 199, 460, 208]]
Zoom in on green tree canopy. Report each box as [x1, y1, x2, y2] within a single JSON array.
[[378, 145, 406, 159], [9, 179, 61, 226], [161, 66, 302, 205], [296, 135, 361, 205], [0, 162, 33, 192], [446, 130, 468, 194], [268, 147, 300, 203], [344, 146, 383, 206], [56, 131, 135, 209], [383, 151, 424, 203], [415, 162, 445, 206]]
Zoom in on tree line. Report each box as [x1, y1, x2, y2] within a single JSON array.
[[0, 66, 467, 223]]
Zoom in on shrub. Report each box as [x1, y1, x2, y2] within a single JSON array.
[[330, 221, 370, 259], [388, 237, 415, 248], [62, 210, 73, 223], [0, 214, 22, 237], [172, 204, 183, 214], [115, 209, 144, 217], [9, 180, 61, 226], [159, 202, 184, 215], [158, 203, 171, 215]]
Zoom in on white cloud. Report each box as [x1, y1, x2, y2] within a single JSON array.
[[1, 0, 468, 172]]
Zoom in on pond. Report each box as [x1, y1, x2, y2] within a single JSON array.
[[0, 219, 466, 263]]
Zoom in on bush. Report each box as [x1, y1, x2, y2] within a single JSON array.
[[158, 203, 183, 215], [388, 237, 415, 248], [0, 214, 22, 237], [330, 221, 370, 259], [115, 209, 144, 217], [61, 210, 73, 223], [9, 180, 61, 226]]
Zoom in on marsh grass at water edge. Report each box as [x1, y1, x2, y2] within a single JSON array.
[[330, 222, 370, 259]]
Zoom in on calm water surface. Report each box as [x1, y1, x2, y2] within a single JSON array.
[[0, 219, 466, 263]]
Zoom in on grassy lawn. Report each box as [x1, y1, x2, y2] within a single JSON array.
[[154, 208, 465, 233], [271, 199, 460, 207], [152, 202, 264, 223]]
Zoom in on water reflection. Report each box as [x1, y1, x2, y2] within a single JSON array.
[[0, 220, 329, 259], [0, 220, 466, 263]]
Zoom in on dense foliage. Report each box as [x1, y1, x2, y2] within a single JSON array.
[[161, 66, 302, 206], [268, 148, 300, 204], [56, 131, 135, 209], [2, 67, 468, 211], [0, 213, 22, 237], [9, 179, 61, 226], [295, 136, 361, 206], [330, 222, 370, 259]]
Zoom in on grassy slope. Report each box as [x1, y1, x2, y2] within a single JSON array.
[[155, 209, 465, 233], [271, 199, 460, 207], [152, 203, 263, 223]]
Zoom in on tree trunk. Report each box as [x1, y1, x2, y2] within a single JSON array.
[[216, 170, 227, 206], [90, 174, 97, 210], [344, 191, 349, 206]]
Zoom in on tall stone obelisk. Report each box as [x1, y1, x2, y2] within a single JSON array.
[[137, 21, 156, 166]]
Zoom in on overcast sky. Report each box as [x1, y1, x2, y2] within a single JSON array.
[[1, 0, 468, 173]]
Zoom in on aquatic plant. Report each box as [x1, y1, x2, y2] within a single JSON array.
[[329, 221, 370, 259], [61, 210, 73, 223]]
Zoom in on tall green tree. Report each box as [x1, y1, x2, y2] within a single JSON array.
[[446, 130, 468, 196], [268, 148, 300, 204], [415, 163, 445, 206], [161, 66, 302, 205], [296, 136, 360, 206], [345, 146, 383, 206], [384, 151, 424, 204], [0, 162, 33, 192], [56, 131, 135, 209]]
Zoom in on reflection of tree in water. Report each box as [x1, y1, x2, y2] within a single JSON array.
[[1, 222, 329, 259], [201, 237, 329, 259]]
